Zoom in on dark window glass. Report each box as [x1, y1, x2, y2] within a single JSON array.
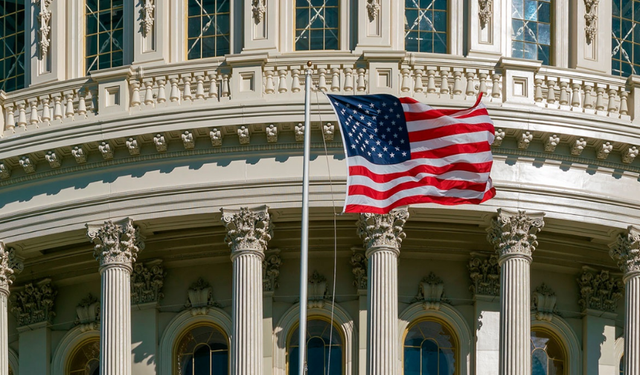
[[530, 329, 566, 375], [295, 0, 339, 50], [85, 0, 124, 74], [176, 324, 229, 375], [403, 320, 456, 375], [0, 0, 25, 92], [611, 0, 640, 76], [68, 338, 100, 375], [288, 319, 343, 375], [187, 0, 231, 59], [405, 0, 448, 53], [511, 0, 551, 65]]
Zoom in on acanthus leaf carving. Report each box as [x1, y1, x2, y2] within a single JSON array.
[[185, 277, 220, 315], [532, 283, 559, 321], [142, 0, 155, 36], [37, 0, 53, 56], [308, 270, 328, 308], [478, 0, 492, 29], [75, 293, 100, 332], [577, 268, 623, 313], [366, 0, 381, 21], [0, 243, 23, 294], [357, 208, 409, 251], [251, 0, 266, 23], [131, 260, 165, 305], [87, 218, 145, 269], [413, 272, 449, 310], [221, 206, 273, 253], [11, 278, 57, 327], [609, 225, 640, 279], [486, 209, 545, 261], [468, 255, 500, 297], [351, 249, 368, 290], [262, 251, 282, 292], [584, 0, 599, 45]]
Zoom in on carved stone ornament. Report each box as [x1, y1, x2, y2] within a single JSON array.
[[0, 243, 23, 294], [262, 251, 282, 292], [577, 269, 623, 313], [478, 0, 492, 29], [487, 209, 545, 261], [413, 272, 449, 310], [532, 283, 558, 322], [75, 293, 100, 332], [221, 206, 273, 253], [357, 208, 409, 251], [366, 0, 381, 21], [251, 0, 266, 23], [86, 218, 146, 270], [584, 0, 599, 45], [142, 0, 155, 36], [185, 278, 220, 316], [11, 278, 57, 327], [351, 250, 368, 290], [37, 0, 53, 56], [308, 270, 328, 308], [131, 260, 165, 304], [468, 255, 500, 297], [0, 162, 11, 179], [609, 226, 640, 279]]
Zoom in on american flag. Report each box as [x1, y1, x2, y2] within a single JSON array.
[[327, 93, 496, 214]]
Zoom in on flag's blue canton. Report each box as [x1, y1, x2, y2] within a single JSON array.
[[327, 94, 411, 165]]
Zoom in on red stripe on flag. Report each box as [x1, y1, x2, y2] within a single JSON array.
[[349, 178, 489, 199], [411, 142, 492, 159], [408, 122, 495, 143], [349, 162, 493, 183]]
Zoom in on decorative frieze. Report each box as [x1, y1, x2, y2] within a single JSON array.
[[487, 209, 545, 261], [609, 225, 640, 279], [492, 128, 505, 147], [468, 255, 500, 297], [185, 278, 219, 315], [181, 131, 195, 150], [597, 141, 613, 160], [350, 249, 367, 290], [308, 270, 328, 308], [19, 156, 35, 174], [221, 206, 273, 254], [357, 208, 409, 251], [210, 128, 223, 146], [75, 293, 100, 332], [45, 150, 61, 168], [577, 269, 623, 313], [266, 124, 278, 143], [518, 131, 533, 149], [87, 218, 145, 269], [622, 146, 639, 164], [99, 142, 113, 160], [0, 163, 10, 179], [544, 134, 560, 152], [323, 122, 335, 141], [37, 0, 53, 56], [11, 279, 57, 327], [72, 146, 87, 164], [414, 272, 448, 310], [532, 283, 558, 321], [126, 138, 140, 156], [262, 251, 281, 292], [131, 260, 165, 305], [238, 126, 250, 145], [571, 138, 587, 156]]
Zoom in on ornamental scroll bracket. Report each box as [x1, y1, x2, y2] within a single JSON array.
[[37, 0, 53, 56], [584, 0, 599, 45]]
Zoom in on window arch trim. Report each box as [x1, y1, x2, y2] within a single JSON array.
[[398, 303, 471, 375], [530, 313, 581, 375], [51, 326, 99, 375], [158, 307, 232, 375], [285, 316, 345, 375], [274, 302, 356, 375]]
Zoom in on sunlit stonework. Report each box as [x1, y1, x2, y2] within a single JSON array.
[[87, 218, 146, 269], [357, 208, 409, 250]]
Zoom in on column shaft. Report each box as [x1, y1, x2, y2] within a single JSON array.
[[0, 293, 7, 375], [231, 252, 263, 375], [100, 265, 132, 375], [624, 275, 640, 375], [367, 248, 398, 375], [499, 257, 531, 375]]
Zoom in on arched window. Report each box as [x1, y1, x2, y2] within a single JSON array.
[[531, 328, 565, 375], [288, 318, 343, 375], [175, 323, 229, 375], [85, 0, 124, 73], [612, 0, 640, 76], [0, 0, 25, 92], [294, 0, 339, 50], [511, 0, 551, 65], [620, 355, 624, 375], [403, 319, 457, 375], [404, 0, 447, 53], [187, 0, 231, 59], [67, 338, 99, 375]]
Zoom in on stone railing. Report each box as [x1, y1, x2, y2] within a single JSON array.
[[1, 54, 639, 139]]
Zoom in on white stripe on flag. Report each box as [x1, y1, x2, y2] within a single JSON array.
[[347, 184, 491, 207], [410, 131, 495, 152]]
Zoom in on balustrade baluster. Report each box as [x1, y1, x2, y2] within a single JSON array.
[[331, 68, 340, 92], [426, 70, 436, 94], [478, 72, 488, 95], [318, 68, 328, 91], [414, 69, 424, 93], [183, 76, 193, 101], [29, 100, 39, 125], [53, 95, 63, 120], [264, 70, 275, 94], [208, 74, 218, 99], [607, 89, 618, 113], [571, 82, 582, 108], [465, 71, 475, 96], [41, 98, 51, 123], [279, 69, 288, 93], [77, 91, 87, 117], [130, 81, 141, 107], [546, 79, 556, 104], [157, 79, 167, 103], [4, 104, 15, 130], [17, 102, 27, 127], [222, 74, 230, 97], [452, 70, 463, 95], [401, 68, 411, 92], [558, 82, 569, 105], [491, 74, 500, 99], [534, 78, 543, 103], [620, 90, 629, 116], [195, 75, 205, 99], [169, 78, 180, 102], [344, 68, 353, 92], [357, 68, 366, 92], [291, 69, 301, 93], [583, 85, 594, 109], [440, 70, 450, 96], [595, 87, 605, 111], [65, 93, 75, 118]]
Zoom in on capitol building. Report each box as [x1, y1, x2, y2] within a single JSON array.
[[1, 0, 640, 374]]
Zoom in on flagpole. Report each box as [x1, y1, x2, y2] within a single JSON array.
[[298, 61, 312, 375]]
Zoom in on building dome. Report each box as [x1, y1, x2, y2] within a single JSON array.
[[0, 0, 638, 374]]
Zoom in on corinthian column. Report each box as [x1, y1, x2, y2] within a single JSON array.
[[357, 208, 409, 375], [0, 243, 21, 375], [87, 218, 145, 375], [610, 226, 640, 375], [222, 206, 273, 375], [487, 209, 544, 375]]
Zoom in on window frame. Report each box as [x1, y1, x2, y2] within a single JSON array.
[[83, 0, 127, 74], [285, 316, 346, 375], [0, 0, 27, 92], [281, 0, 350, 52], [402, 317, 460, 375], [530, 327, 567, 375], [184, 0, 232, 60], [403, 0, 450, 54], [174, 322, 230, 375], [66, 337, 100, 375]]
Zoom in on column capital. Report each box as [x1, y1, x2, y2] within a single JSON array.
[[357, 208, 409, 254], [86, 218, 145, 271], [609, 225, 640, 281], [0, 242, 23, 296], [221, 205, 273, 256], [11, 278, 57, 327], [486, 209, 545, 262]]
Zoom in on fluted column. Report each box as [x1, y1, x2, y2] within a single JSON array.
[[222, 206, 273, 375], [87, 218, 145, 375], [0, 243, 20, 375], [357, 208, 409, 375], [610, 226, 640, 375], [487, 209, 544, 375]]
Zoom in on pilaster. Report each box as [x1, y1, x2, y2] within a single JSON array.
[[0, 243, 21, 375], [28, 0, 65, 85], [133, 0, 166, 65], [243, 0, 278, 52], [357, 208, 408, 375], [355, 0, 391, 49], [609, 226, 640, 375], [570, 0, 610, 72], [487, 209, 544, 375], [468, 0, 504, 58], [262, 250, 281, 375], [87, 218, 145, 375], [222, 205, 273, 375]]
